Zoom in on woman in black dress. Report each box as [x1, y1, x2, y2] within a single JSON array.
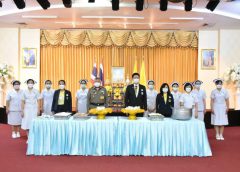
[[156, 83, 174, 117]]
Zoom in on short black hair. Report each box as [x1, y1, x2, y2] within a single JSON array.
[[45, 80, 52, 84], [184, 83, 193, 91], [26, 79, 35, 84], [12, 80, 21, 85], [215, 80, 223, 85], [172, 83, 179, 87], [58, 80, 66, 85], [148, 80, 155, 85], [160, 83, 171, 95], [132, 73, 140, 78]]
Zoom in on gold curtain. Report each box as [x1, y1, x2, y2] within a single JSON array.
[[40, 46, 198, 110], [41, 30, 198, 48]]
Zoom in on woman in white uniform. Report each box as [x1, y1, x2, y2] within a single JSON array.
[[146, 80, 158, 116], [40, 80, 55, 115], [21, 79, 41, 141], [171, 81, 182, 109], [211, 78, 229, 141], [6, 80, 23, 139], [76, 79, 88, 113], [179, 82, 198, 118], [192, 80, 206, 121]]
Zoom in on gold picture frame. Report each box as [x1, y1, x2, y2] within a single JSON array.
[[201, 49, 216, 70], [22, 48, 37, 68]]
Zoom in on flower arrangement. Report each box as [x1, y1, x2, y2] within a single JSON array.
[[223, 64, 240, 83], [0, 63, 13, 84]]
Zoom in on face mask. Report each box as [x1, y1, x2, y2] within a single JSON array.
[[28, 84, 34, 89], [14, 85, 20, 90], [45, 84, 51, 89], [94, 82, 100, 88], [59, 85, 65, 90], [133, 78, 139, 84], [81, 84, 86, 89], [148, 85, 154, 90], [172, 87, 178, 91], [195, 84, 201, 89], [162, 88, 168, 93], [185, 87, 192, 93], [216, 85, 222, 89]]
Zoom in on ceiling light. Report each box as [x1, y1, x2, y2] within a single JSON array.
[[22, 15, 58, 19], [136, 0, 144, 11], [160, 0, 168, 11], [36, 0, 51, 10], [184, 0, 192, 11], [88, 0, 95, 2], [112, 0, 119, 11], [81, 16, 144, 19], [206, 0, 220, 11], [63, 0, 72, 8], [13, 0, 25, 9]]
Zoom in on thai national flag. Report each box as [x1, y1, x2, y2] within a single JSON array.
[[99, 63, 104, 86], [91, 62, 98, 84]]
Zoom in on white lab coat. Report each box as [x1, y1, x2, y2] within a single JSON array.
[[40, 89, 55, 115], [179, 92, 198, 118], [192, 89, 206, 121], [76, 88, 88, 113]]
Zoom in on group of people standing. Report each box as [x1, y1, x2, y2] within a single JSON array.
[[6, 72, 229, 142]]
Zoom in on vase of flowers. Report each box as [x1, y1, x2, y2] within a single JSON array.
[[0, 63, 12, 84], [224, 63, 240, 109]]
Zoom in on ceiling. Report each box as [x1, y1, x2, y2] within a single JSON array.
[[0, 0, 240, 30]]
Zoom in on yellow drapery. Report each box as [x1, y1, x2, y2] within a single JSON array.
[[41, 30, 198, 48], [40, 46, 198, 110]]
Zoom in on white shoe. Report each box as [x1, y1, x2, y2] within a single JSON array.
[[216, 135, 221, 140], [220, 135, 225, 141], [12, 133, 17, 139], [16, 132, 20, 138]]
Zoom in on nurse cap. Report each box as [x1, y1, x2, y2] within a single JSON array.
[[11, 80, 21, 85], [193, 80, 203, 86], [171, 81, 179, 87], [147, 80, 155, 85], [79, 79, 88, 84], [25, 79, 37, 84], [213, 78, 223, 84]]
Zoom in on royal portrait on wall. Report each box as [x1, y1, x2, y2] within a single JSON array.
[[201, 49, 216, 70], [112, 67, 125, 83], [22, 48, 37, 68]]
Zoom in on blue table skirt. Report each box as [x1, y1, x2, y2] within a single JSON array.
[[27, 117, 212, 157]]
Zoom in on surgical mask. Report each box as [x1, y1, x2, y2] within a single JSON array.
[[216, 85, 222, 89], [133, 78, 139, 84], [162, 88, 168, 93], [45, 84, 51, 89], [81, 84, 86, 89], [59, 85, 65, 90], [148, 85, 154, 90], [94, 82, 100, 87], [27, 84, 34, 89], [185, 87, 192, 93], [14, 85, 20, 90], [172, 87, 178, 91], [195, 84, 201, 89]]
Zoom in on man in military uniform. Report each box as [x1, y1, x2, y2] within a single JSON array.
[[87, 77, 108, 111]]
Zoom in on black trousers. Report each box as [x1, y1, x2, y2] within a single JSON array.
[[56, 105, 68, 113]]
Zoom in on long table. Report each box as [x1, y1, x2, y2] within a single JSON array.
[[27, 117, 212, 157]]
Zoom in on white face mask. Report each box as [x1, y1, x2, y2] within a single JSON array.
[[45, 84, 51, 89], [148, 85, 154, 90], [133, 78, 139, 84], [81, 84, 86, 89], [94, 82, 100, 88], [14, 85, 20, 90], [162, 88, 168, 93], [185, 87, 192, 93], [216, 84, 222, 89], [172, 87, 178, 91], [195, 84, 201, 89], [59, 85, 65, 90], [27, 84, 34, 89]]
